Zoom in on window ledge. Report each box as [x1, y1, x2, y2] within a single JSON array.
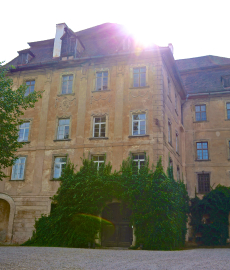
[[225, 119, 230, 121], [57, 93, 75, 97], [92, 89, 111, 93], [53, 139, 71, 142], [10, 179, 25, 181], [193, 120, 208, 123], [195, 159, 211, 162], [129, 86, 150, 89], [89, 137, 109, 140], [19, 141, 30, 144], [50, 178, 61, 181], [128, 135, 149, 138]]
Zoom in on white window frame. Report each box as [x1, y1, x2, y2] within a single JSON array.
[[57, 118, 70, 140], [18, 122, 30, 142], [61, 75, 73, 94], [168, 120, 172, 144], [96, 71, 108, 91], [25, 80, 35, 96], [93, 116, 106, 138], [132, 114, 146, 136], [53, 157, 67, 179], [11, 157, 26, 180], [132, 153, 145, 171], [176, 132, 179, 153], [92, 155, 105, 170], [133, 67, 146, 88]]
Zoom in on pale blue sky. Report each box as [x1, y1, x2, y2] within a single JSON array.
[[2, 0, 230, 63]]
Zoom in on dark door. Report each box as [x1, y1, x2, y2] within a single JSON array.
[[101, 203, 132, 247]]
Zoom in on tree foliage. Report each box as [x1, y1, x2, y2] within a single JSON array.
[[189, 185, 230, 246], [24, 157, 189, 250], [0, 63, 42, 180]]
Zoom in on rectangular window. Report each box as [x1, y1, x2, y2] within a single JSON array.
[[132, 114, 146, 135], [93, 117, 106, 138], [62, 75, 73, 94], [227, 103, 230, 119], [92, 155, 105, 170], [133, 67, 146, 87], [25, 80, 35, 96], [11, 157, 26, 180], [168, 120, 172, 144], [198, 174, 210, 193], [53, 157, 67, 179], [132, 153, 145, 173], [167, 77, 171, 97], [197, 142, 209, 160], [177, 166, 180, 181], [176, 132, 179, 153], [57, 119, 70, 140], [96, 71, 108, 91], [175, 93, 177, 111], [18, 122, 30, 142], [195, 105, 206, 121]]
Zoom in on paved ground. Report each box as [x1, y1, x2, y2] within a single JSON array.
[[0, 247, 230, 270]]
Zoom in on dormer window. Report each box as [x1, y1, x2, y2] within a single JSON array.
[[222, 76, 230, 88], [61, 35, 77, 57], [17, 49, 35, 65]]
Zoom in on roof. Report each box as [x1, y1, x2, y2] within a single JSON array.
[[7, 23, 152, 68], [176, 55, 230, 72], [176, 56, 230, 95]]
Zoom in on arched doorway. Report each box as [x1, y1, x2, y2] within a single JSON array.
[[101, 203, 132, 247], [0, 199, 10, 242]]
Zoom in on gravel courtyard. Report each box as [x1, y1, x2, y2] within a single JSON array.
[[0, 246, 230, 270]]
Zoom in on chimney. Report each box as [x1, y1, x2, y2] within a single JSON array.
[[168, 43, 174, 55], [53, 23, 67, 58]]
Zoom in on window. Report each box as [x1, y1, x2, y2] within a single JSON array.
[[198, 174, 210, 193], [62, 75, 73, 94], [168, 120, 172, 144], [167, 77, 171, 97], [18, 122, 30, 142], [96, 71, 108, 91], [53, 157, 67, 179], [195, 105, 206, 121], [92, 155, 105, 170], [25, 80, 35, 96], [176, 132, 179, 153], [222, 76, 230, 88], [11, 157, 26, 180], [197, 142, 208, 160], [61, 36, 76, 57], [133, 67, 146, 87], [227, 103, 230, 119], [132, 114, 146, 135], [93, 116, 106, 138], [175, 93, 177, 111], [57, 119, 70, 140], [132, 153, 145, 172], [177, 166, 180, 180]]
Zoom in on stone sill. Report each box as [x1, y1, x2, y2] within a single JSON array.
[[193, 120, 208, 123], [195, 159, 211, 162], [10, 179, 25, 181], [128, 135, 149, 138], [53, 139, 71, 142], [91, 90, 111, 93], [50, 178, 61, 181], [19, 141, 30, 144], [129, 86, 150, 90], [89, 137, 109, 140], [57, 93, 75, 97]]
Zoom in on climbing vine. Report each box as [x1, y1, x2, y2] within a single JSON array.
[[23, 156, 189, 250], [189, 185, 230, 246]]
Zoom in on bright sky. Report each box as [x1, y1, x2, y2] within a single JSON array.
[[2, 0, 230, 64]]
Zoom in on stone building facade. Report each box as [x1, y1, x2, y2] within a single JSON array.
[[0, 23, 229, 244]]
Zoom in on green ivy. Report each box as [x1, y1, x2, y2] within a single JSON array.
[[23, 156, 189, 250], [189, 185, 230, 246]]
